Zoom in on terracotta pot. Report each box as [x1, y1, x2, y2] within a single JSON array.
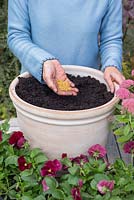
[[9, 65, 119, 158]]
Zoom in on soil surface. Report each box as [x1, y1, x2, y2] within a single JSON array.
[[15, 74, 114, 111]]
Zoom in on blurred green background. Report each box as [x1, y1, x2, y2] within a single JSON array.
[[0, 0, 134, 120]]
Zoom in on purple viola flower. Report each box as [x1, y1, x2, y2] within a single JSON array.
[[9, 131, 26, 148], [71, 187, 82, 200], [71, 154, 88, 165], [41, 159, 62, 177], [88, 144, 107, 158], [97, 180, 114, 195], [123, 141, 134, 154], [18, 156, 32, 171]]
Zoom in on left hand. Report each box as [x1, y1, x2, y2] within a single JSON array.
[[104, 66, 125, 93]]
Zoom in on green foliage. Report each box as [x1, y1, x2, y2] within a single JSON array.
[[1, 122, 134, 199], [0, 0, 20, 120]]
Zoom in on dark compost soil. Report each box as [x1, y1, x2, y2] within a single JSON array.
[[15, 74, 114, 111]]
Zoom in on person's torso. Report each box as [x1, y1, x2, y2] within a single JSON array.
[[28, 0, 109, 67]]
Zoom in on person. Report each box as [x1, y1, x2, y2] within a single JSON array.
[[8, 0, 125, 96]]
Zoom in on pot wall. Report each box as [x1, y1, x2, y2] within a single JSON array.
[[9, 65, 119, 158]]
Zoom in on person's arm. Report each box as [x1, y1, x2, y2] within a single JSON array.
[[100, 0, 122, 72], [99, 0, 125, 92], [8, 0, 56, 83]]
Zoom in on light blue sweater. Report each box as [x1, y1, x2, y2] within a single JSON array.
[[8, 0, 122, 83]]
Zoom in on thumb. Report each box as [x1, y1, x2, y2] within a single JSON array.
[[104, 73, 114, 93], [43, 62, 58, 93], [45, 76, 58, 93]]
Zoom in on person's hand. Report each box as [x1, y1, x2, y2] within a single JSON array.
[[43, 60, 79, 95], [104, 66, 125, 93]]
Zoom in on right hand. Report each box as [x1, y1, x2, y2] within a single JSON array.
[[43, 60, 79, 96]]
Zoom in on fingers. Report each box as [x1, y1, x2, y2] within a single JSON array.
[[104, 67, 125, 93], [43, 60, 79, 96], [104, 73, 115, 93], [45, 76, 58, 93]]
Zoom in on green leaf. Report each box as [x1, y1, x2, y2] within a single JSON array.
[[115, 115, 129, 123], [20, 169, 37, 183], [8, 190, 17, 199], [22, 196, 32, 200], [68, 165, 80, 175], [68, 174, 79, 185], [33, 195, 45, 200], [20, 169, 33, 177], [117, 132, 133, 143], [30, 148, 45, 158], [65, 196, 73, 200], [0, 120, 10, 132], [52, 189, 65, 199], [5, 155, 18, 167], [110, 197, 122, 200], [98, 163, 106, 172], [123, 124, 130, 136], [94, 174, 109, 182], [0, 156, 3, 164], [125, 183, 134, 192], [0, 173, 5, 180], [81, 192, 93, 199], [61, 157, 72, 167], [90, 179, 97, 190], [45, 176, 58, 190], [60, 182, 71, 195], [35, 154, 48, 164], [94, 194, 103, 200], [114, 126, 125, 136]]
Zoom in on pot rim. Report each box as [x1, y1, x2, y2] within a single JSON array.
[[9, 65, 119, 118]]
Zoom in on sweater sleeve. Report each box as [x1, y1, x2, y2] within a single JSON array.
[[8, 0, 56, 83], [100, 0, 123, 72]]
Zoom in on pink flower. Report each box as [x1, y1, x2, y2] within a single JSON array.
[[9, 131, 26, 148], [0, 130, 2, 142], [120, 79, 134, 89], [97, 180, 114, 195], [123, 141, 134, 154], [116, 88, 130, 99], [71, 187, 82, 200], [42, 180, 49, 192], [18, 156, 32, 171], [88, 144, 107, 158], [41, 159, 62, 177], [131, 70, 134, 77], [122, 98, 134, 114]]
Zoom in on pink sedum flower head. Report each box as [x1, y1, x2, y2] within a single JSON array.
[[9, 131, 26, 148], [120, 79, 134, 89], [123, 141, 134, 154], [42, 180, 49, 192], [131, 69, 134, 77], [41, 159, 62, 177], [97, 180, 115, 195], [18, 156, 32, 171], [88, 144, 107, 158], [122, 98, 134, 114], [116, 88, 130, 99], [71, 187, 82, 200], [0, 130, 2, 142]]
